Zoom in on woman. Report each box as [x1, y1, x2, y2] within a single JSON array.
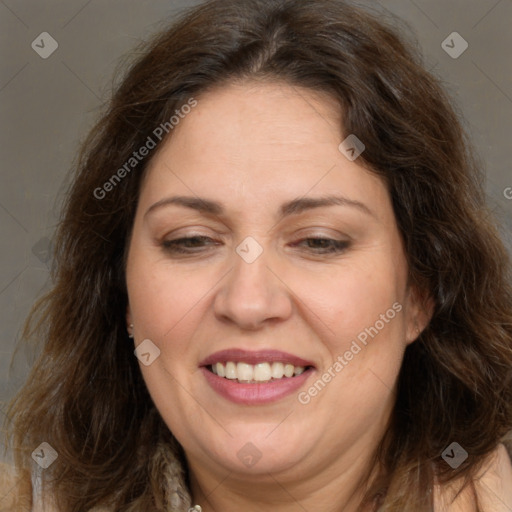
[[2, 0, 512, 510]]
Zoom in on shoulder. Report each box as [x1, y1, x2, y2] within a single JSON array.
[[0, 462, 31, 512], [0, 463, 111, 512], [473, 443, 512, 511], [433, 443, 512, 511]]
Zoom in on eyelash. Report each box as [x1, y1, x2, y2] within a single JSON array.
[[161, 236, 350, 255]]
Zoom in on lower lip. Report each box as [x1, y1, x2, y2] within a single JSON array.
[[200, 366, 314, 405]]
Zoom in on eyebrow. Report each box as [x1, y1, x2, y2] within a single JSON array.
[[144, 194, 375, 220]]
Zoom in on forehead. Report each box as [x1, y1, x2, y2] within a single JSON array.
[[184, 80, 343, 142], [139, 81, 390, 221], [146, 81, 344, 173]]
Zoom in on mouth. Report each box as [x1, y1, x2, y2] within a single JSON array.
[[199, 349, 315, 404]]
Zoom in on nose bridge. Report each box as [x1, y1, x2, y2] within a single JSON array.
[[213, 238, 292, 328]]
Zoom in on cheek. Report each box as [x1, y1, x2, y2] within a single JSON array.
[[125, 253, 210, 354], [290, 258, 405, 342], [300, 267, 406, 422], [126, 257, 210, 423], [292, 260, 408, 402]]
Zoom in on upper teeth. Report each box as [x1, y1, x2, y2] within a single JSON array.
[[211, 362, 306, 382]]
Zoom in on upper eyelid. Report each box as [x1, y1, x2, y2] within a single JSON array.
[[161, 235, 350, 247], [155, 224, 355, 248], [159, 224, 351, 236], [161, 233, 348, 242]]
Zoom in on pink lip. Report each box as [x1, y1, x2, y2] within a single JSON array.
[[199, 349, 315, 368], [200, 366, 315, 405]]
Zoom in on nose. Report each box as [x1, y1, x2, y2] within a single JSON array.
[[213, 246, 293, 330]]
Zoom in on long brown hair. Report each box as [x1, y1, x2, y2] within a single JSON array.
[[5, 0, 512, 510]]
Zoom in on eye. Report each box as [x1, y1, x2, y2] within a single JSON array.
[[161, 236, 218, 254], [292, 237, 350, 254], [160, 235, 350, 256]]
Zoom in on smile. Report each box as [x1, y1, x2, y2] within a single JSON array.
[[199, 349, 316, 404]]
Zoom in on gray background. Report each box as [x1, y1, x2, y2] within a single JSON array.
[[1, 0, 511, 438]]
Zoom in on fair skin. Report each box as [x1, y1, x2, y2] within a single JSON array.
[[434, 444, 512, 511], [124, 81, 510, 511]]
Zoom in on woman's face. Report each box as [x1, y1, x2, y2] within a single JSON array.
[[126, 82, 427, 483]]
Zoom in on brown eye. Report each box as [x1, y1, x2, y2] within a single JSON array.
[[293, 237, 350, 254], [161, 236, 218, 254]]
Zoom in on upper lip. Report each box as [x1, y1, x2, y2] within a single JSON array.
[[199, 349, 315, 368]]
